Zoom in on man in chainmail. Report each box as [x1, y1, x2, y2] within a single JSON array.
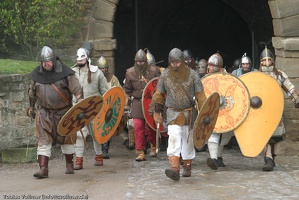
[[152, 48, 206, 181]]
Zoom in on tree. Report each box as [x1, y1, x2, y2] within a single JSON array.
[[0, 0, 84, 60]]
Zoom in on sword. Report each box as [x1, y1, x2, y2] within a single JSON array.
[[156, 122, 161, 154]]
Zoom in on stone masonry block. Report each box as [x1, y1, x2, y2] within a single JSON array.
[[273, 15, 299, 37], [89, 20, 113, 39], [273, 37, 299, 50], [269, 0, 299, 19], [276, 56, 299, 77], [275, 49, 299, 58], [93, 39, 117, 50], [94, 0, 117, 22]]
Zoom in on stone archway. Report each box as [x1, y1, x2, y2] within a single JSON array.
[[80, 0, 299, 152]]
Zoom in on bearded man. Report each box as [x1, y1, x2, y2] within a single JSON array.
[[259, 47, 299, 171], [152, 48, 206, 181], [123, 49, 161, 161]]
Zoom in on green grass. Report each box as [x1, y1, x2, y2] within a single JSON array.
[[0, 59, 39, 74]]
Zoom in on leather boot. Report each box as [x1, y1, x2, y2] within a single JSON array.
[[165, 156, 180, 181], [150, 143, 157, 157], [94, 154, 103, 166], [217, 157, 226, 167], [102, 141, 110, 159], [207, 158, 218, 170], [262, 157, 275, 171], [182, 160, 192, 177], [74, 157, 83, 170], [65, 154, 74, 174], [135, 150, 146, 161], [33, 155, 49, 178]]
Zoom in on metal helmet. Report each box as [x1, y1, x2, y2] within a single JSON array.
[[208, 53, 223, 67], [241, 53, 252, 65], [134, 49, 147, 62], [168, 48, 184, 63], [41, 46, 55, 62], [197, 59, 207, 74], [183, 50, 193, 60], [144, 49, 156, 66], [260, 46, 274, 67], [97, 55, 109, 69], [76, 48, 88, 61], [233, 59, 241, 69]]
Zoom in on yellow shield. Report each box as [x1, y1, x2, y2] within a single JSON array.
[[58, 95, 103, 136], [94, 87, 125, 144], [201, 73, 250, 133], [193, 92, 220, 149], [234, 71, 284, 157]]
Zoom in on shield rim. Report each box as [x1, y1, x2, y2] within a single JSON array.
[[193, 92, 220, 149]]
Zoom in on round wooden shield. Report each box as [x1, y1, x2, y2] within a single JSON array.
[[114, 114, 127, 136], [58, 95, 104, 136], [201, 73, 250, 133], [94, 87, 125, 144], [234, 71, 284, 157], [193, 92, 220, 149], [142, 77, 167, 132]]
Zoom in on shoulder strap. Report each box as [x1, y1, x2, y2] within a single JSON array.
[[51, 83, 71, 104]]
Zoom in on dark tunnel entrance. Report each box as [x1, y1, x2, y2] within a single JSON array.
[[114, 0, 274, 82]]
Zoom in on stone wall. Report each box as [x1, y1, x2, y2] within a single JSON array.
[[268, 0, 299, 154], [0, 74, 36, 153]]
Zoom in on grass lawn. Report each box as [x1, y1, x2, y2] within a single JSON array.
[[0, 59, 39, 74]]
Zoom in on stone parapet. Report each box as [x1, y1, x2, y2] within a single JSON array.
[[0, 74, 36, 153]]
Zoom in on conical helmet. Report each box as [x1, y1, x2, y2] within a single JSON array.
[[260, 46, 274, 66], [97, 55, 109, 69], [144, 48, 156, 66], [134, 49, 147, 62]]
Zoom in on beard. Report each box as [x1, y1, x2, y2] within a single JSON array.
[[261, 65, 274, 72], [77, 63, 85, 67]]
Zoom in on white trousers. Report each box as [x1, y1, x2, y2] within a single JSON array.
[[207, 131, 234, 159], [167, 125, 195, 160], [75, 124, 102, 157], [37, 144, 75, 157]]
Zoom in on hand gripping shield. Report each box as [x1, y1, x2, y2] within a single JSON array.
[[58, 95, 104, 136], [234, 71, 284, 157], [201, 73, 250, 133], [193, 92, 220, 149], [94, 87, 125, 144]]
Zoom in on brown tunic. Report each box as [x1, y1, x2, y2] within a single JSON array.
[[123, 65, 161, 119], [29, 75, 82, 145]]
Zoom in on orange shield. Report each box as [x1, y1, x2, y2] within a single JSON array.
[[142, 77, 167, 132], [94, 87, 125, 144], [58, 95, 103, 136], [201, 73, 250, 133], [193, 92, 220, 149], [234, 71, 284, 157]]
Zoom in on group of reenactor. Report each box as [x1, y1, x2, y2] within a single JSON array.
[[27, 44, 299, 181]]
